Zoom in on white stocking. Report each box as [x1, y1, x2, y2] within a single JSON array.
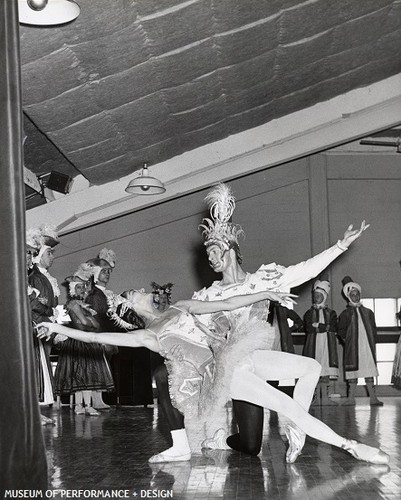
[[230, 352, 344, 449], [251, 350, 321, 411]]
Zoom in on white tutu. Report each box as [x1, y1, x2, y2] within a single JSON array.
[[185, 317, 276, 451]]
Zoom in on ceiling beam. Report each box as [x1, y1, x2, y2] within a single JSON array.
[[26, 74, 401, 235]]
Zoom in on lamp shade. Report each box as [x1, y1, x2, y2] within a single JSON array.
[[18, 0, 80, 26], [125, 165, 166, 195]]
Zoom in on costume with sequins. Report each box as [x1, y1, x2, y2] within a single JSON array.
[[147, 306, 214, 419]]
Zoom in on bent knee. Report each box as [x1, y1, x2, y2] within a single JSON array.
[[245, 443, 261, 456]]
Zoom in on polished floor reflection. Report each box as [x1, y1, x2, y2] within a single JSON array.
[[42, 397, 401, 499]]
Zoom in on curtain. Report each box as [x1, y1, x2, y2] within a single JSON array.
[[0, 0, 48, 493]]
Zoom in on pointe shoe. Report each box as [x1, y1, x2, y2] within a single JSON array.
[[74, 404, 85, 415], [148, 447, 191, 463], [85, 406, 100, 416], [285, 423, 306, 464], [201, 428, 230, 450], [341, 439, 390, 465]]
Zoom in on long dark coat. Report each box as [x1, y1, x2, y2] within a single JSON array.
[[338, 305, 377, 372], [269, 304, 303, 353], [28, 265, 58, 400], [302, 306, 339, 367]]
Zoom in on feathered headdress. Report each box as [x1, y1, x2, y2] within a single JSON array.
[[98, 248, 116, 268], [199, 183, 244, 262], [73, 263, 95, 282], [38, 224, 59, 248], [26, 226, 42, 250], [65, 263, 95, 296], [29, 224, 59, 263]]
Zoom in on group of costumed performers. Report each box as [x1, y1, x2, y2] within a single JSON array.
[[37, 183, 389, 467], [54, 263, 115, 415], [338, 277, 383, 406], [303, 275, 339, 406], [27, 224, 60, 425]]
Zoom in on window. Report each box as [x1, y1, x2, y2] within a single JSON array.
[[360, 298, 401, 385], [361, 298, 401, 327]]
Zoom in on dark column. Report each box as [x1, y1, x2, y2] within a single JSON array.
[[0, 0, 48, 493]]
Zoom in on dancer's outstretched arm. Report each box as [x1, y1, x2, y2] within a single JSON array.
[[277, 221, 370, 290], [36, 322, 160, 352], [175, 290, 296, 315]]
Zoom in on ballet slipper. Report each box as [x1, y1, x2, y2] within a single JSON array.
[[201, 428, 230, 450], [148, 447, 191, 463], [85, 406, 100, 416], [341, 439, 390, 465], [285, 423, 306, 464]]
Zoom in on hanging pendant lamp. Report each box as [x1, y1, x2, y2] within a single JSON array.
[[125, 164, 166, 195], [18, 0, 80, 26]]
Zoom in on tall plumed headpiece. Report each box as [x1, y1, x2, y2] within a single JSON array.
[[199, 183, 244, 263]]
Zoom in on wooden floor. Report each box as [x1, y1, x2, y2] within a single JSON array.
[[41, 397, 401, 499]]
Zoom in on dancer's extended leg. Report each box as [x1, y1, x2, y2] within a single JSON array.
[[230, 353, 389, 464]]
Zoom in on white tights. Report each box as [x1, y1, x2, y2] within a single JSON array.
[[230, 350, 344, 449]]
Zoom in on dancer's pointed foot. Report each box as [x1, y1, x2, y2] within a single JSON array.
[[149, 447, 191, 463], [341, 398, 356, 406], [201, 428, 230, 450], [341, 439, 390, 465], [285, 423, 306, 463]]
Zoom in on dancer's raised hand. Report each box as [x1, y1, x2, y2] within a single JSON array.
[[340, 220, 370, 248]]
